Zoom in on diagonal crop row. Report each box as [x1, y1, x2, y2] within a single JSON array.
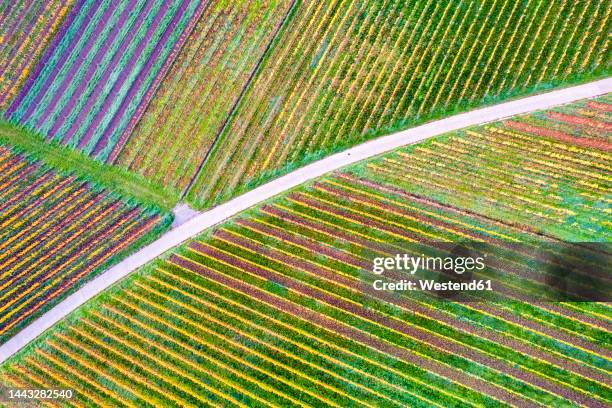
[[0, 0, 76, 110], [0, 143, 170, 344], [5, 0, 202, 162], [186, 0, 611, 209], [2, 97, 610, 406]]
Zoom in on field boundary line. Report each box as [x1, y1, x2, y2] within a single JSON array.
[[1, 77, 610, 364], [181, 0, 300, 198]]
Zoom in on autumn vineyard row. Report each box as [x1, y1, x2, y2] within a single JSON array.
[[2, 97, 610, 406], [186, 0, 612, 209], [4, 0, 202, 162], [1, 1, 609, 210], [0, 143, 168, 344], [0, 0, 74, 109]]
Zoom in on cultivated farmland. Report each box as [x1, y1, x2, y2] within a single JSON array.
[[115, 0, 295, 192], [364, 101, 612, 242], [3, 98, 610, 406], [0, 0, 75, 110], [0, 144, 169, 344], [187, 0, 612, 209], [4, 0, 203, 162]]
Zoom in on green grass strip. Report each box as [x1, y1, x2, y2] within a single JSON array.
[[0, 120, 180, 210]]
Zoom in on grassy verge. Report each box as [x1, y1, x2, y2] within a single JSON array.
[[0, 120, 180, 210]]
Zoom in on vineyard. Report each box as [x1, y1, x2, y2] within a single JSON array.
[[0, 143, 169, 344], [363, 99, 612, 242], [0, 0, 75, 110], [115, 0, 294, 192], [4, 0, 203, 162], [187, 0, 611, 209], [0, 1, 610, 406], [2, 98, 610, 406], [0, 1, 609, 209]]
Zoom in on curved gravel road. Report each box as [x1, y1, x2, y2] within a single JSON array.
[[1, 77, 611, 364]]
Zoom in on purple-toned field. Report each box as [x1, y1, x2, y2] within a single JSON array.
[[0, 0, 75, 109], [5, 0, 203, 162]]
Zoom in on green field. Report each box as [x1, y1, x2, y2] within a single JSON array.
[[115, 0, 295, 192], [185, 0, 611, 209], [2, 97, 610, 406]]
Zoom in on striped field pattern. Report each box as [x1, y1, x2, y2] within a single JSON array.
[[0, 145, 167, 344], [0, 0, 75, 110], [2, 98, 610, 406], [187, 0, 612, 208], [4, 0, 202, 162], [366, 99, 612, 242], [115, 0, 295, 191]]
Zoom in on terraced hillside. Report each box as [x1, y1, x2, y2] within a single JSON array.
[[115, 0, 295, 192], [0, 143, 170, 344], [187, 0, 612, 208], [2, 98, 610, 406], [5, 0, 203, 161], [0, 0, 75, 109]]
